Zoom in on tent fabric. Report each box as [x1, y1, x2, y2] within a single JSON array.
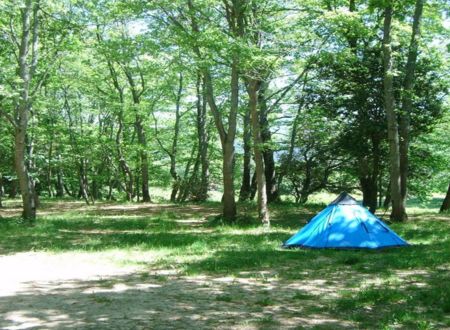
[[329, 192, 359, 205], [283, 192, 409, 249]]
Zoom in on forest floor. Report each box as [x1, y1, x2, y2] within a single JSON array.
[[0, 197, 449, 329]]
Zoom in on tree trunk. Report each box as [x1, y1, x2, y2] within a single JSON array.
[[117, 114, 133, 201], [15, 128, 37, 220], [169, 73, 183, 202], [202, 66, 237, 221], [361, 177, 378, 213], [56, 155, 64, 197], [14, 0, 39, 222], [194, 73, 210, 201], [0, 174, 4, 208], [78, 160, 91, 205], [383, 181, 391, 209], [250, 172, 257, 200], [382, 3, 407, 221], [135, 118, 151, 202], [47, 140, 54, 197], [187, 0, 237, 220], [360, 137, 381, 213], [258, 82, 278, 203], [440, 184, 450, 213], [247, 80, 270, 226], [122, 63, 151, 203], [239, 110, 252, 202], [399, 0, 424, 203], [177, 143, 198, 202]]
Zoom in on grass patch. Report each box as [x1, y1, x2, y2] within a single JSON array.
[[0, 198, 449, 329]]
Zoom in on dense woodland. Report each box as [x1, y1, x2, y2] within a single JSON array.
[[0, 0, 449, 224]]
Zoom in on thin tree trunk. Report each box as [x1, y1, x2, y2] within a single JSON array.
[[250, 172, 257, 201], [399, 0, 424, 203], [116, 117, 133, 201], [177, 143, 198, 202], [134, 118, 150, 203], [14, 0, 39, 222], [239, 110, 252, 202], [138, 129, 151, 203], [197, 73, 209, 201], [170, 73, 183, 202], [383, 180, 391, 208], [382, 3, 407, 221], [55, 154, 64, 197], [258, 82, 278, 203], [47, 140, 53, 197], [78, 160, 91, 205], [440, 184, 450, 213], [247, 80, 270, 226], [0, 174, 4, 208]]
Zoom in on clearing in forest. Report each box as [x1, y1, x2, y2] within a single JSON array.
[[0, 200, 449, 329]]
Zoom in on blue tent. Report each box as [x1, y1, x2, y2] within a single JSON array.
[[283, 192, 409, 249]]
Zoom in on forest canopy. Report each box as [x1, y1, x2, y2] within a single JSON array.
[[0, 0, 449, 224]]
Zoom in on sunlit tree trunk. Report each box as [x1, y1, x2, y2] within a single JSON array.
[[247, 80, 270, 226], [14, 0, 40, 222], [169, 73, 183, 202], [196, 73, 209, 201], [382, 3, 407, 221], [186, 0, 238, 221], [399, 0, 424, 204]]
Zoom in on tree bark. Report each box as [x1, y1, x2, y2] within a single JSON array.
[[0, 174, 4, 208], [440, 184, 450, 213], [169, 73, 183, 202], [399, 0, 424, 203], [258, 82, 279, 203], [78, 160, 92, 205], [202, 63, 238, 221], [136, 119, 151, 202], [247, 79, 270, 226], [382, 3, 407, 221], [185, 0, 238, 221], [14, 0, 39, 222], [221, 62, 238, 221], [47, 140, 53, 197], [55, 158, 64, 198], [239, 109, 252, 202], [196, 73, 209, 201]]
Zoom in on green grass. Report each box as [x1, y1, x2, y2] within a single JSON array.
[[0, 198, 449, 329]]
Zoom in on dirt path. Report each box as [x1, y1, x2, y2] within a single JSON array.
[[0, 251, 354, 329]]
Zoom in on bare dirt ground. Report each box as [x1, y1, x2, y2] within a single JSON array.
[[0, 201, 358, 329], [0, 252, 355, 330]]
